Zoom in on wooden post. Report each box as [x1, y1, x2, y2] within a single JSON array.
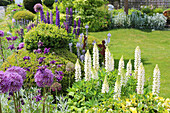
[[124, 0, 128, 15]]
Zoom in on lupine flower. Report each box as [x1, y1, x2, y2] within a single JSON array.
[[5, 72, 23, 92], [76, 42, 81, 58], [73, 20, 76, 34], [69, 8, 73, 26], [38, 57, 46, 64], [46, 10, 50, 24], [76, 18, 81, 36], [44, 48, 50, 54], [66, 62, 75, 72], [93, 43, 99, 71], [50, 11, 53, 24], [152, 64, 160, 96], [8, 44, 15, 50], [110, 56, 114, 71], [125, 60, 132, 84], [23, 56, 31, 61], [56, 11, 60, 28], [114, 74, 121, 99], [0, 71, 10, 93], [12, 36, 18, 41], [137, 63, 145, 94], [50, 82, 62, 91], [84, 50, 91, 81], [69, 43, 72, 53], [75, 59, 81, 82], [101, 75, 109, 93], [134, 46, 141, 78], [91, 68, 98, 80], [105, 46, 111, 72], [66, 8, 69, 24], [34, 3, 43, 12], [6, 37, 12, 41], [43, 15, 46, 23], [6, 66, 26, 80], [40, 10, 44, 22], [17, 42, 24, 50], [34, 67, 54, 87], [0, 30, 4, 37], [80, 55, 84, 62], [118, 56, 124, 75], [82, 49, 86, 54]]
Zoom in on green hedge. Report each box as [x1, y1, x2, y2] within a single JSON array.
[[13, 10, 35, 21]]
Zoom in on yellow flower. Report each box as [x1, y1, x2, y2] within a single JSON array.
[[130, 107, 137, 113]]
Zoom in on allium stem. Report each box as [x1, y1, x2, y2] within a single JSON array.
[[0, 98, 2, 113], [13, 93, 18, 113], [43, 87, 46, 113]]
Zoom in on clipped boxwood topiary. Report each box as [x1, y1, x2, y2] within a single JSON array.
[[43, 0, 55, 9], [24, 23, 71, 52], [1, 48, 80, 93], [13, 10, 35, 21], [23, 0, 42, 13]]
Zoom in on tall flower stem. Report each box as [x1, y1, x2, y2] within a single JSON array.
[[13, 93, 18, 113], [0, 37, 5, 62], [0, 96, 2, 113], [43, 87, 46, 113]]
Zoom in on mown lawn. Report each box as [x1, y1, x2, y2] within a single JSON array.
[[89, 29, 170, 98]]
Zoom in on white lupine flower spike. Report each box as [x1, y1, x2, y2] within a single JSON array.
[[134, 46, 141, 79], [125, 59, 132, 84], [101, 75, 109, 93], [137, 63, 145, 94], [75, 59, 81, 82], [118, 56, 124, 75], [105, 46, 111, 72], [110, 55, 114, 71], [114, 74, 121, 99], [93, 43, 99, 71], [152, 64, 160, 96], [84, 50, 91, 81], [91, 68, 98, 80]]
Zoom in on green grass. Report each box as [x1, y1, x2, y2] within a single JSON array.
[[89, 29, 170, 98]]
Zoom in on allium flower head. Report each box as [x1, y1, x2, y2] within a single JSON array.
[[0, 30, 4, 37], [84, 50, 91, 81], [107, 33, 111, 38], [34, 67, 54, 87], [101, 75, 109, 93], [50, 82, 62, 91], [6, 66, 26, 80], [75, 59, 81, 82], [5, 72, 23, 92], [93, 43, 99, 71], [152, 64, 160, 96], [137, 63, 145, 94], [34, 3, 43, 12], [0, 71, 11, 93], [66, 62, 75, 72]]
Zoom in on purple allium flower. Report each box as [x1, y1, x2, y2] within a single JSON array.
[[50, 60, 57, 64], [23, 56, 31, 61], [51, 82, 62, 91], [38, 57, 46, 64], [36, 48, 42, 54], [0, 71, 11, 93], [38, 41, 43, 47], [5, 72, 23, 92], [44, 48, 50, 54], [34, 68, 54, 87], [0, 30, 4, 37], [17, 4, 22, 7], [12, 18, 16, 23], [46, 10, 50, 24], [12, 36, 18, 41], [73, 20, 76, 34], [34, 3, 43, 12], [6, 37, 12, 41], [8, 44, 15, 50], [50, 11, 53, 24], [17, 42, 24, 50], [56, 11, 60, 28], [33, 95, 42, 102], [6, 66, 26, 80], [66, 62, 75, 72]]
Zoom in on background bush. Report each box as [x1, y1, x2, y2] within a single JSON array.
[[13, 10, 35, 21], [43, 0, 55, 9], [24, 23, 71, 52], [153, 8, 163, 14], [1, 49, 78, 93], [23, 0, 42, 13], [0, 0, 10, 6]]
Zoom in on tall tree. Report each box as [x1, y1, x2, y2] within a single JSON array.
[[124, 0, 128, 15]]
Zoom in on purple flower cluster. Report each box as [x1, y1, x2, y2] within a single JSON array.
[[17, 42, 24, 50], [50, 11, 53, 24], [56, 11, 60, 28], [33, 95, 42, 102], [55, 70, 64, 82], [0, 30, 4, 37], [47, 10, 50, 24], [34, 3, 43, 12], [0, 71, 10, 93], [73, 20, 76, 34], [38, 57, 46, 64], [76, 18, 81, 36], [34, 67, 54, 87], [6, 66, 26, 80], [23, 56, 30, 61], [44, 48, 50, 54], [8, 44, 15, 50]]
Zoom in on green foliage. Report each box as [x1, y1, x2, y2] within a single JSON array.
[[66, 69, 117, 111], [153, 8, 163, 14], [0, 0, 10, 6], [24, 23, 71, 52], [141, 6, 153, 15], [13, 10, 35, 21], [23, 0, 42, 13], [43, 0, 55, 9], [1, 49, 78, 93]]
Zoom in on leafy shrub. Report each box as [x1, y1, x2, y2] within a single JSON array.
[[141, 6, 153, 15], [43, 0, 55, 8], [153, 8, 163, 14], [1, 49, 78, 93], [23, 0, 42, 13], [0, 0, 10, 6], [24, 23, 71, 52], [13, 10, 35, 21]]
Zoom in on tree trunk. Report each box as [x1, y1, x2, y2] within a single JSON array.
[[124, 0, 128, 15]]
